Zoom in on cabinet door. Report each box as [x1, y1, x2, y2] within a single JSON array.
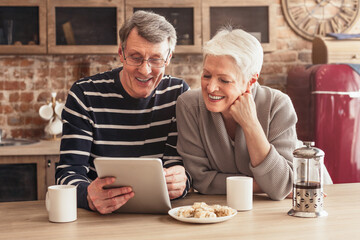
[[125, 0, 202, 53], [202, 0, 276, 52], [0, 156, 46, 201], [47, 0, 125, 54], [0, 0, 47, 54]]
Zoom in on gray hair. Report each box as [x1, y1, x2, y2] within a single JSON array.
[[119, 10, 177, 53], [203, 26, 263, 81]]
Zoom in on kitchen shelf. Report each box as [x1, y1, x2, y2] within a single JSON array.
[[0, 0, 47, 54], [47, 0, 124, 54], [125, 0, 202, 53], [202, 0, 276, 52]]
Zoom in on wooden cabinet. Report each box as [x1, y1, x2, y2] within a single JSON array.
[[0, 155, 60, 201], [0, 140, 60, 202], [47, 0, 124, 54], [0, 0, 47, 54], [125, 0, 202, 53], [202, 0, 276, 52], [0, 156, 45, 201]]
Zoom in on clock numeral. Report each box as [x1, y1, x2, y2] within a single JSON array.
[[289, 6, 308, 23], [343, 0, 358, 8], [341, 6, 357, 16], [330, 17, 341, 33], [302, 17, 318, 34], [316, 22, 327, 36], [338, 7, 356, 24]]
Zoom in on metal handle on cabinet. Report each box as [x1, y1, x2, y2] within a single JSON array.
[[47, 160, 51, 168]]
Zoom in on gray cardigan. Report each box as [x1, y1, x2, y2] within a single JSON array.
[[176, 83, 298, 200]]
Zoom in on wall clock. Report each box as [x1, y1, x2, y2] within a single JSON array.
[[281, 0, 360, 40]]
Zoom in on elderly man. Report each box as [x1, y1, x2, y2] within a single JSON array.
[[56, 11, 190, 214]]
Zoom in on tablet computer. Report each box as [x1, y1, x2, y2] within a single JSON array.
[[93, 157, 171, 214]]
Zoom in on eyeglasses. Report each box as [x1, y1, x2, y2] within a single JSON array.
[[123, 48, 171, 68]]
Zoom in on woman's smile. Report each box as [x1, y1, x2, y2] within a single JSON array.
[[208, 94, 225, 101]]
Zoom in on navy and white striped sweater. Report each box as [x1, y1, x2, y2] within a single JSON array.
[[56, 67, 190, 209]]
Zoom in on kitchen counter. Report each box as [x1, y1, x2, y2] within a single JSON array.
[[0, 139, 60, 156]]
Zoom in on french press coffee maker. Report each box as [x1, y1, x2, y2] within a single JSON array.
[[288, 141, 328, 218]]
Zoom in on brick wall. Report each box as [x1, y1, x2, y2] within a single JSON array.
[[1, 2, 360, 139]]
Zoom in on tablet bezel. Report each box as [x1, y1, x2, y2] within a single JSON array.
[[94, 157, 172, 214]]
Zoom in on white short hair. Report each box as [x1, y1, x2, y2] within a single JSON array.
[[203, 27, 263, 81]]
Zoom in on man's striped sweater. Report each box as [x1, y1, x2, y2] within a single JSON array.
[[56, 67, 190, 209]]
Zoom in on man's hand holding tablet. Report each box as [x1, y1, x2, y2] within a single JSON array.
[[87, 177, 135, 214], [164, 165, 187, 200]]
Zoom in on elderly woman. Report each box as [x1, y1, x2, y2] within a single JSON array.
[[176, 27, 298, 200]]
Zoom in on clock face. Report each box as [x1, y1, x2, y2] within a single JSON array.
[[282, 0, 360, 40]]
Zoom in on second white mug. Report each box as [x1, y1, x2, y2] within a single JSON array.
[[226, 176, 253, 211]]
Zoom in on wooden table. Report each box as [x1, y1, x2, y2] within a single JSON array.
[[1, 183, 359, 240]]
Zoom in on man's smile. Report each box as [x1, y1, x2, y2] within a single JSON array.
[[136, 77, 152, 83]]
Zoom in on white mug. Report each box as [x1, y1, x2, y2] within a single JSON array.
[[46, 185, 77, 223], [39, 104, 53, 120], [226, 176, 253, 211], [54, 102, 65, 118], [45, 117, 63, 135]]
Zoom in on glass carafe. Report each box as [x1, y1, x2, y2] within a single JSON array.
[[288, 141, 328, 217]]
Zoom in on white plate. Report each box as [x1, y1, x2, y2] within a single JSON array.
[[168, 206, 237, 224]]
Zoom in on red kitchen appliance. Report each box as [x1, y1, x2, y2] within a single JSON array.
[[287, 64, 360, 183]]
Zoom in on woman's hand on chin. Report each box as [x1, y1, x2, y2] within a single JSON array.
[[229, 92, 258, 128]]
